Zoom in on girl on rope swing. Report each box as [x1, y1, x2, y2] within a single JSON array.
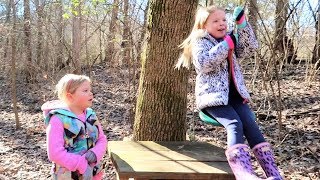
[[176, 5, 283, 180]]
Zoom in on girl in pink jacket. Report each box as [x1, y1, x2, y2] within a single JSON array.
[[42, 74, 107, 180]]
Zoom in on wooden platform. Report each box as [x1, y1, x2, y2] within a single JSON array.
[[108, 141, 235, 180]]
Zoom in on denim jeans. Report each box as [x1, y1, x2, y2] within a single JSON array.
[[203, 83, 265, 148]]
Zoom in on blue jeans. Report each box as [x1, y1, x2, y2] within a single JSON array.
[[203, 84, 265, 148]]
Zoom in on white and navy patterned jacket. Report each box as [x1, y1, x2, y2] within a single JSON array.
[[192, 23, 258, 110]]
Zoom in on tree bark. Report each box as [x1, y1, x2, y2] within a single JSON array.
[[105, 0, 119, 67], [248, 0, 258, 35], [35, 0, 44, 66], [24, 0, 33, 82], [274, 0, 288, 61], [56, 0, 65, 71], [133, 0, 198, 141], [11, 0, 20, 129], [122, 0, 130, 68], [72, 1, 82, 74], [312, 6, 320, 66], [3, 0, 12, 70], [136, 3, 148, 73]]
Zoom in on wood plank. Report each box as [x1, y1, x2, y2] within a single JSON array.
[[108, 141, 234, 180], [110, 149, 226, 161], [108, 141, 226, 153], [111, 157, 233, 179], [112, 157, 232, 173], [108, 141, 227, 159]]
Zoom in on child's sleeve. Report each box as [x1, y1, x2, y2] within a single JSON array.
[[88, 122, 107, 163], [235, 23, 259, 58], [46, 115, 88, 174], [192, 38, 229, 74]]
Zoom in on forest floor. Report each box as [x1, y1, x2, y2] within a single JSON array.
[[0, 63, 319, 180]]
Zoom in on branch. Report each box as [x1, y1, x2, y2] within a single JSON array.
[[286, 108, 320, 117]]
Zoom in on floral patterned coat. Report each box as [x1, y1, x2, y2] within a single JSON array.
[[192, 23, 258, 110]]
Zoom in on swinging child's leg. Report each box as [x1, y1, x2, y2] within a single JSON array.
[[203, 105, 244, 147], [231, 98, 283, 179], [230, 100, 265, 148], [203, 106, 262, 179]]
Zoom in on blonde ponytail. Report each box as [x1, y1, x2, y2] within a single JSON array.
[[176, 30, 207, 69], [175, 5, 223, 69]]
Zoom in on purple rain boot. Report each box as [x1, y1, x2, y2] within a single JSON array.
[[225, 144, 263, 180], [252, 142, 283, 180]]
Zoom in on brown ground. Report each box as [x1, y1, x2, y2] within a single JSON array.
[[0, 63, 319, 180]]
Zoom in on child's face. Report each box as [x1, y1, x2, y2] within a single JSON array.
[[70, 80, 93, 110], [204, 9, 227, 39]]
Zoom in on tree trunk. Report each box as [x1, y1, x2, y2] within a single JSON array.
[[248, 0, 258, 35], [312, 7, 320, 66], [3, 0, 12, 71], [205, 0, 214, 6], [105, 0, 119, 67], [133, 0, 198, 141], [72, 1, 82, 74], [56, 0, 65, 71], [35, 0, 44, 66], [274, 0, 288, 61], [136, 3, 148, 74], [122, 0, 133, 99], [11, 0, 20, 129], [122, 0, 131, 68], [24, 0, 33, 82]]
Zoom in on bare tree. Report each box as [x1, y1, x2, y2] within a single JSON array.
[[72, 1, 82, 74], [105, 0, 119, 67], [10, 0, 19, 129], [24, 0, 33, 82], [274, 0, 289, 62], [35, 0, 44, 66], [248, 0, 258, 34], [133, 0, 198, 141], [3, 0, 12, 70], [312, 3, 320, 66], [205, 0, 214, 6], [56, 0, 65, 71], [122, 0, 130, 67]]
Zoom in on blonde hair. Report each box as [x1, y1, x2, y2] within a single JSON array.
[[175, 6, 224, 69], [55, 74, 91, 102]]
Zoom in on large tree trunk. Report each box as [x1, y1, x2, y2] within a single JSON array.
[[133, 0, 198, 141]]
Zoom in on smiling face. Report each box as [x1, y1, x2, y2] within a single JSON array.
[[204, 9, 227, 39], [68, 80, 93, 114]]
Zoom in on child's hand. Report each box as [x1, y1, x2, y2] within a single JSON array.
[[233, 6, 247, 29], [85, 150, 97, 163], [82, 165, 93, 180], [222, 32, 239, 50]]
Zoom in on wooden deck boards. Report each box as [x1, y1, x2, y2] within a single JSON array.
[[108, 141, 235, 180]]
